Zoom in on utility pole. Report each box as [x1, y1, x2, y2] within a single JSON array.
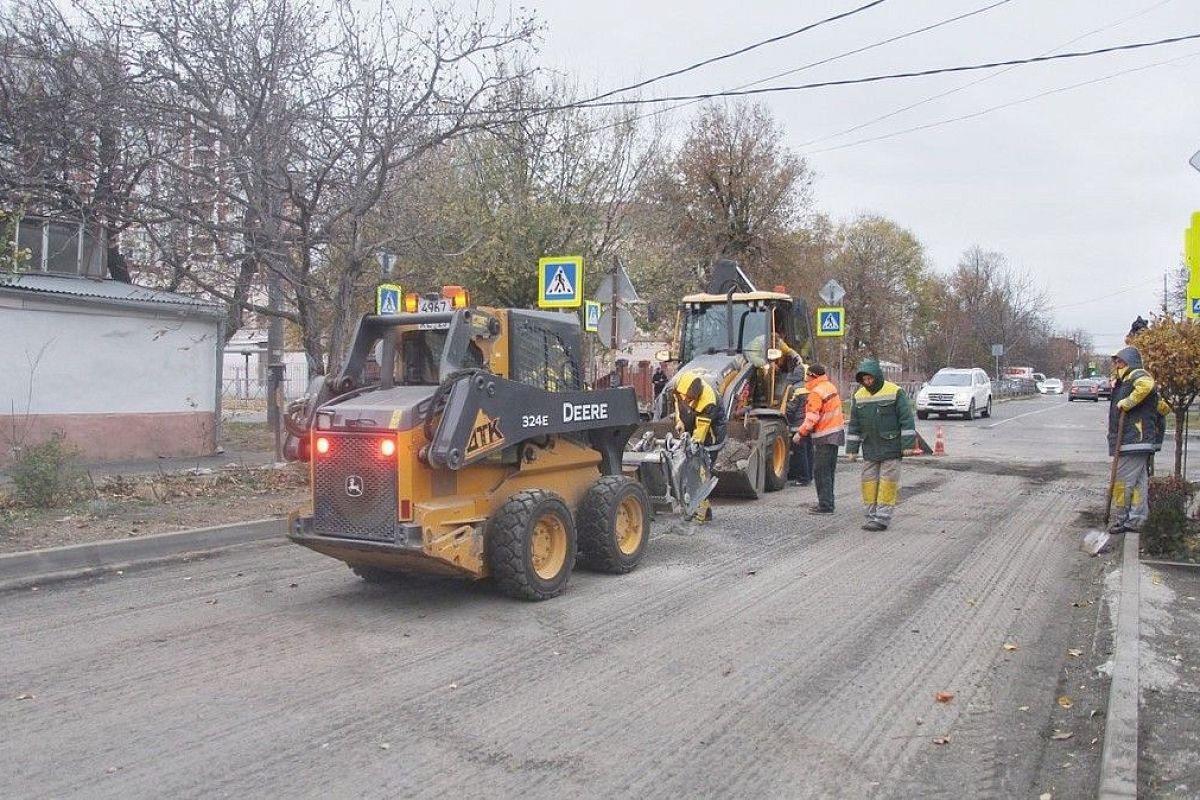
[[266, 270, 284, 462]]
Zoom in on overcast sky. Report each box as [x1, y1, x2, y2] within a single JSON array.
[[515, 0, 1200, 356]]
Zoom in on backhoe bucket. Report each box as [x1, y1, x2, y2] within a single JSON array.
[[711, 437, 764, 498]]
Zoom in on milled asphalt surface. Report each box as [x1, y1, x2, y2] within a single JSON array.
[[0, 396, 1144, 798]]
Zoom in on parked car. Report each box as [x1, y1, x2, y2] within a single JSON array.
[[1068, 379, 1100, 402], [915, 367, 993, 420], [1094, 376, 1113, 399], [1038, 378, 1064, 395]]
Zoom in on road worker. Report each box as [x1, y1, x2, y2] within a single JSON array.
[[1107, 346, 1171, 534], [673, 369, 727, 522]]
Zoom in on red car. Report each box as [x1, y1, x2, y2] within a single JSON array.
[[1068, 379, 1100, 402]]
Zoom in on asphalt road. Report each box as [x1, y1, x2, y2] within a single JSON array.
[[2, 394, 1120, 799]]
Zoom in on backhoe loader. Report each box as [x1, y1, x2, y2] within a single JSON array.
[[645, 260, 815, 498]]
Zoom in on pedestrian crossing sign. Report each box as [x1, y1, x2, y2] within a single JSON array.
[[376, 283, 402, 315], [584, 300, 601, 332], [816, 307, 845, 337], [538, 256, 583, 308]]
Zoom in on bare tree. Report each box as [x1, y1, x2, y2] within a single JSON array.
[[383, 73, 660, 310], [126, 0, 537, 371], [648, 101, 813, 287], [0, 0, 165, 281]]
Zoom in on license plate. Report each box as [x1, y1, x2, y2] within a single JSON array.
[[418, 298, 451, 314]]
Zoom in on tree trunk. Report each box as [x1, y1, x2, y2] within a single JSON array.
[[1175, 407, 1186, 477]]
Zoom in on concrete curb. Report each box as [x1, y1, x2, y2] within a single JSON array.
[[0, 518, 285, 592], [1098, 531, 1140, 799]]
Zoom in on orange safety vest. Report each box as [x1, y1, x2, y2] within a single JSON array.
[[797, 375, 845, 439]]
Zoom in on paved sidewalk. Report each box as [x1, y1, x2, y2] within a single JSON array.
[[1139, 562, 1200, 797]]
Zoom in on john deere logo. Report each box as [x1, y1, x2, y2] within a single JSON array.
[[345, 475, 364, 497], [466, 409, 504, 456]]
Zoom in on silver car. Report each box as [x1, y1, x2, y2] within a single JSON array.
[[915, 368, 993, 420]]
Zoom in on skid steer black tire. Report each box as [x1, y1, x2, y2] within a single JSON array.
[[349, 564, 405, 584], [486, 490, 576, 601], [577, 476, 651, 574], [764, 429, 789, 493]]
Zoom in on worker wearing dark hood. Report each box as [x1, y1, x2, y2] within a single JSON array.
[[1107, 346, 1170, 534], [845, 359, 916, 531]]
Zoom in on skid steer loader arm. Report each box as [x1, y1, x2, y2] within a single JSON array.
[[425, 373, 640, 474]]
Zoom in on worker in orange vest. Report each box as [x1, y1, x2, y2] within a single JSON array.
[[793, 364, 845, 515]]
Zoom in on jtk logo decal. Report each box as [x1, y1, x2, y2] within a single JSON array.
[[466, 409, 504, 456]]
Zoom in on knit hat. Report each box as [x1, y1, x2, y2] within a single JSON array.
[[807, 363, 827, 377]]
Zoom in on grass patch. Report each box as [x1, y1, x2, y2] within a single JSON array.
[[221, 422, 275, 451]]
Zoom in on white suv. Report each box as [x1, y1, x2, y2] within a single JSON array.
[[916, 368, 993, 421]]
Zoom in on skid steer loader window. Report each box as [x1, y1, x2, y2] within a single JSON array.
[[511, 324, 581, 392], [389, 330, 485, 385]]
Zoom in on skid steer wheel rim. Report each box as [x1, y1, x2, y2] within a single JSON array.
[[615, 495, 645, 556], [531, 513, 569, 580], [772, 435, 788, 477]]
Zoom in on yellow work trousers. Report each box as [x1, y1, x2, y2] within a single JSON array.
[[861, 458, 901, 526]]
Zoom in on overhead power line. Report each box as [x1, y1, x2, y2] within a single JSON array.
[[561, 32, 1200, 110], [617, 0, 1013, 129], [801, 0, 1180, 147], [570, 0, 891, 109], [807, 48, 1200, 153]]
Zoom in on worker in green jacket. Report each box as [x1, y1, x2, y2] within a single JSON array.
[[845, 359, 917, 531]]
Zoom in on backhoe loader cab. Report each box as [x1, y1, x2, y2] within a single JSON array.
[[285, 299, 714, 601]]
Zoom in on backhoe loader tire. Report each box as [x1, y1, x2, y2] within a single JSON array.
[[764, 430, 789, 493], [577, 476, 651, 574], [486, 490, 576, 601], [349, 564, 404, 584]]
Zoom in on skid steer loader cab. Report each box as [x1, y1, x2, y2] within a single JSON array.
[[286, 295, 715, 601]]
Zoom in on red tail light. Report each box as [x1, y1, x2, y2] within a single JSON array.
[[380, 438, 396, 457], [315, 436, 331, 455]]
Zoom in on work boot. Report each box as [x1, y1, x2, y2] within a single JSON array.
[[693, 505, 713, 523], [1107, 522, 1127, 535], [808, 505, 833, 515], [862, 520, 887, 532]]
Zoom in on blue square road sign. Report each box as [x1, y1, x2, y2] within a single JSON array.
[[816, 306, 845, 337], [538, 256, 583, 308], [376, 283, 402, 315]]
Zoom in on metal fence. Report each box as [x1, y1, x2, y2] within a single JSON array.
[[221, 367, 311, 401]]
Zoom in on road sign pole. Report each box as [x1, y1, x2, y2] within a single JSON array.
[[609, 258, 620, 352]]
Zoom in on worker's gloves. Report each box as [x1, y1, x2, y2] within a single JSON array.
[[1117, 399, 1133, 412]]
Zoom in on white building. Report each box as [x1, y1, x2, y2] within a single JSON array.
[[0, 271, 225, 466]]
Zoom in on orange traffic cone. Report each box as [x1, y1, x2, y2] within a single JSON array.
[[934, 425, 946, 456]]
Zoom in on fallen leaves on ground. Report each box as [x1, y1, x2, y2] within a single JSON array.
[[1057, 695, 1073, 709], [1050, 731, 1074, 740], [932, 736, 950, 745], [16, 693, 35, 701], [1067, 648, 1083, 657], [934, 691, 955, 703], [1002, 642, 1018, 651]]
